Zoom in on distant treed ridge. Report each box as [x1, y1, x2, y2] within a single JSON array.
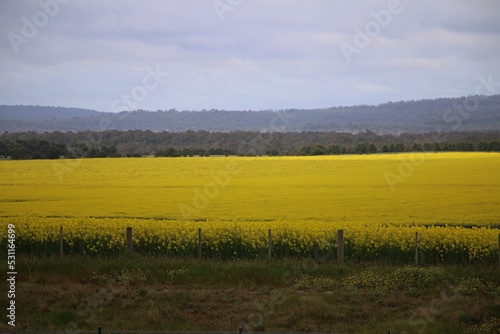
[[1, 94, 500, 133]]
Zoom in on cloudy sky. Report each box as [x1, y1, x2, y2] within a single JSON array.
[[1, 0, 499, 112]]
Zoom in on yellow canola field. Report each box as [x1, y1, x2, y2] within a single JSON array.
[[2, 217, 498, 263], [1, 152, 499, 262], [0, 152, 499, 225]]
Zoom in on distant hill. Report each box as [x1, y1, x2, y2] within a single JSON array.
[[1, 95, 499, 134], [0, 105, 101, 120]]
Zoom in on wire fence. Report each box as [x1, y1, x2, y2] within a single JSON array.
[[5, 223, 500, 264]]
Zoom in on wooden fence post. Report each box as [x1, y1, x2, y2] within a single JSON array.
[[198, 228, 202, 260], [337, 230, 344, 263], [126, 227, 132, 253], [415, 232, 419, 265], [59, 226, 64, 257], [498, 234, 500, 267], [268, 229, 272, 259]]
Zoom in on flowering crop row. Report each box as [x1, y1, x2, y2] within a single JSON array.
[[1, 217, 498, 264]]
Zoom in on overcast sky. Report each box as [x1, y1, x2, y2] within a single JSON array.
[[1, 0, 499, 112]]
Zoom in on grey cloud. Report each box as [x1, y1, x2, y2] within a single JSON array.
[[0, 0, 499, 111]]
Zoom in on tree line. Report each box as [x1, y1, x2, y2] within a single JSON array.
[[0, 139, 120, 160], [0, 130, 499, 159], [297, 141, 500, 156], [0, 139, 67, 160]]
